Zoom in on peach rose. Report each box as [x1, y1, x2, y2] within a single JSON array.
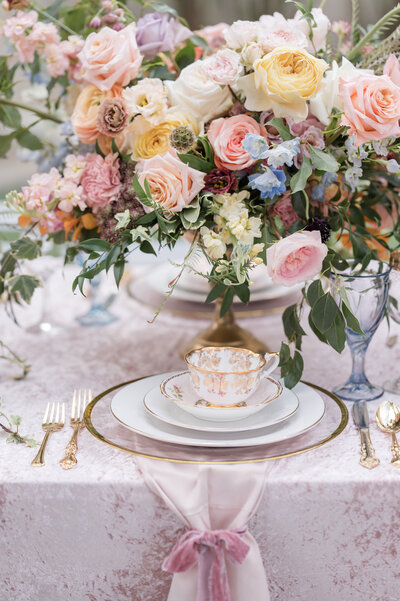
[[339, 74, 400, 145], [71, 84, 122, 145], [207, 115, 268, 171], [78, 23, 143, 91], [384, 54, 400, 88], [135, 150, 205, 213], [267, 230, 328, 286]]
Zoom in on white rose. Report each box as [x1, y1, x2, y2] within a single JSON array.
[[223, 20, 259, 50], [123, 78, 168, 125], [165, 62, 233, 124], [294, 8, 330, 52], [309, 58, 373, 124], [202, 49, 241, 86], [257, 12, 308, 51]]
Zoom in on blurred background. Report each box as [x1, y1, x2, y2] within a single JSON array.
[[0, 0, 398, 195]]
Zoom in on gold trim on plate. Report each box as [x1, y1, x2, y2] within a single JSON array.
[[83, 376, 349, 464]]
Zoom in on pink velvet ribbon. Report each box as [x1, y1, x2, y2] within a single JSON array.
[[162, 528, 250, 601]]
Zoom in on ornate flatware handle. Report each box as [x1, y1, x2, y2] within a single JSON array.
[[59, 427, 79, 470], [391, 432, 400, 467], [360, 429, 380, 469], [31, 431, 51, 467]]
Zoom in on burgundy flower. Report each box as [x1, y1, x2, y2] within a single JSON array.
[[203, 168, 239, 194]]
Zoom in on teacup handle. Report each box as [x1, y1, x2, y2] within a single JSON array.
[[262, 352, 279, 378]]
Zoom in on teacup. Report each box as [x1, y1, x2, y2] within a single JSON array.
[[184, 346, 279, 406]]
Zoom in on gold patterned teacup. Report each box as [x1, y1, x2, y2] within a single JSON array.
[[184, 346, 279, 406]]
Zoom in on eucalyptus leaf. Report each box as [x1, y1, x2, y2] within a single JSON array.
[[205, 282, 225, 304], [342, 303, 364, 335], [310, 293, 339, 333], [290, 156, 312, 193], [325, 310, 346, 353], [178, 152, 213, 173], [307, 145, 339, 172], [16, 130, 43, 151]]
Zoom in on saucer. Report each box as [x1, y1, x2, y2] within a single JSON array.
[[144, 383, 299, 432], [160, 371, 282, 422]]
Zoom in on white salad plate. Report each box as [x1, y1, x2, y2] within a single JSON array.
[[110, 372, 326, 448], [143, 263, 301, 304], [160, 371, 283, 421], [144, 382, 299, 432]]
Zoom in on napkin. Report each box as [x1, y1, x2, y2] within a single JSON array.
[[136, 458, 271, 601]]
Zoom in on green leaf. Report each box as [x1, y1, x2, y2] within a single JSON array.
[[290, 156, 312, 193], [6, 433, 22, 444], [9, 414, 21, 426], [0, 132, 15, 157], [291, 191, 307, 220], [8, 274, 41, 303], [266, 118, 293, 141], [105, 245, 121, 272], [306, 279, 324, 307], [220, 287, 234, 317], [175, 42, 195, 70], [284, 351, 304, 389], [205, 282, 225, 304], [140, 240, 156, 255], [342, 303, 364, 335], [307, 145, 339, 172], [10, 237, 41, 260], [324, 310, 346, 353], [113, 259, 125, 288], [308, 312, 328, 343], [16, 130, 43, 151], [23, 437, 39, 448], [235, 283, 250, 304], [181, 198, 201, 224], [279, 341, 290, 366], [78, 239, 110, 253], [0, 104, 21, 129], [310, 293, 339, 333], [133, 174, 154, 208], [178, 152, 213, 173]]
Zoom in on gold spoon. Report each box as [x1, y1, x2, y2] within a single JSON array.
[[376, 401, 400, 467]]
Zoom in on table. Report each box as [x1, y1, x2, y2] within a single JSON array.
[[1, 261, 400, 601]]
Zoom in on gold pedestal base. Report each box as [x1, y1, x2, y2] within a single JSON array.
[[180, 301, 269, 358]]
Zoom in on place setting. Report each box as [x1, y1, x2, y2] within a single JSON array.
[[2, 0, 400, 600]]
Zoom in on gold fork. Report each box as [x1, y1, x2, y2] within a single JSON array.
[[59, 389, 91, 470], [31, 402, 65, 467]]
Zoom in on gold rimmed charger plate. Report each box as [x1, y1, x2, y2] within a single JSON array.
[[84, 375, 348, 464]]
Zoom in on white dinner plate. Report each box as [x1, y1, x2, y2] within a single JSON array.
[[143, 382, 299, 432], [110, 372, 326, 447], [142, 263, 301, 304]]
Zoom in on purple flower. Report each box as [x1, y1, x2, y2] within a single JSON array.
[[203, 168, 238, 193], [136, 12, 192, 60]]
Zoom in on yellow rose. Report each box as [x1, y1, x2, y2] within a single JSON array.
[[71, 84, 122, 145], [238, 47, 328, 122], [122, 110, 200, 160]]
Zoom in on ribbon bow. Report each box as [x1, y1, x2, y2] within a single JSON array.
[[162, 528, 250, 601]]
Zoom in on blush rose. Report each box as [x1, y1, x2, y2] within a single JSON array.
[[266, 230, 328, 286], [207, 115, 269, 171]]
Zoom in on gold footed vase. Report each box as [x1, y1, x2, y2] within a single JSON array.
[[180, 297, 269, 358]]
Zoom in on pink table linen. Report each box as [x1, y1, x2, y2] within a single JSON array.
[[1, 261, 400, 600]]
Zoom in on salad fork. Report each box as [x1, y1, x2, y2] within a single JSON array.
[[31, 402, 65, 467], [59, 389, 91, 470]]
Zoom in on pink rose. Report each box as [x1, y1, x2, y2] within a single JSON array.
[[81, 153, 122, 212], [195, 23, 228, 50], [384, 54, 400, 88], [135, 150, 205, 213], [339, 74, 400, 145], [78, 23, 143, 91], [267, 230, 328, 286], [202, 49, 241, 85], [208, 115, 269, 171]]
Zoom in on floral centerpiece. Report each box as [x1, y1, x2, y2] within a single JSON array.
[[1, 0, 400, 387]]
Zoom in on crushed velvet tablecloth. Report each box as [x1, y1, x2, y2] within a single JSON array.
[[1, 260, 400, 601]]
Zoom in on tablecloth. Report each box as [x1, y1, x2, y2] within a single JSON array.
[[1, 260, 400, 601]]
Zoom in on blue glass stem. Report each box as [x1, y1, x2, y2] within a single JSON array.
[[349, 336, 371, 386]]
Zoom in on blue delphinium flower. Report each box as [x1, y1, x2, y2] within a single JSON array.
[[264, 138, 301, 169], [311, 171, 337, 203], [248, 166, 286, 199], [387, 159, 399, 174], [242, 133, 269, 160]]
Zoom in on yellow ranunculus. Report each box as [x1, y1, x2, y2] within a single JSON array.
[[238, 47, 328, 123], [124, 110, 200, 160]]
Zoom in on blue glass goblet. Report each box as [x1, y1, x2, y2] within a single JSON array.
[[331, 260, 391, 402]]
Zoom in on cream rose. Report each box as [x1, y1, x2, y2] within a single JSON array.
[[71, 83, 122, 145], [136, 150, 205, 213], [238, 47, 327, 122], [78, 23, 143, 91], [165, 62, 233, 124], [122, 78, 168, 125], [119, 109, 199, 160]]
